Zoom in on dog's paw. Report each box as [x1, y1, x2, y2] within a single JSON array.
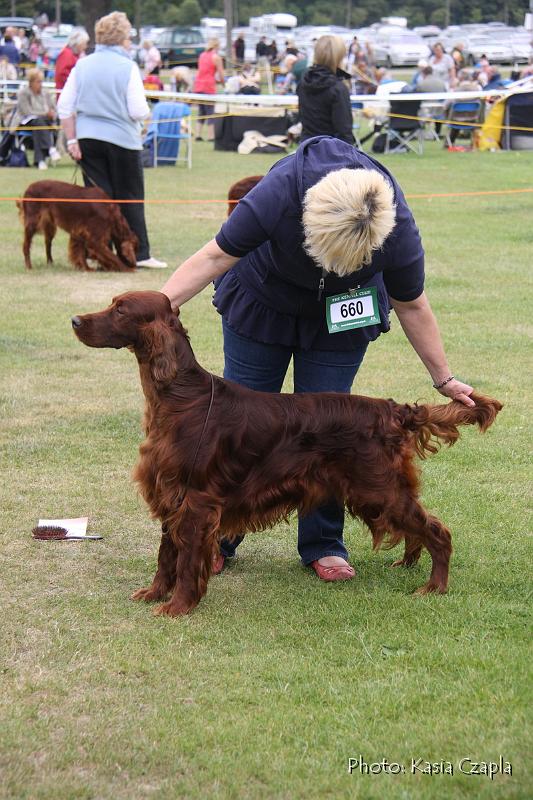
[[391, 556, 419, 568], [131, 586, 165, 602], [391, 557, 407, 568], [413, 582, 447, 596], [153, 599, 194, 617]]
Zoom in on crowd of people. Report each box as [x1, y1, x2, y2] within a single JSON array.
[[1, 22, 529, 170], [0, 22, 528, 174], [0, 23, 65, 79]]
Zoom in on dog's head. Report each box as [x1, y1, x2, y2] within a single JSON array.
[[72, 291, 189, 384], [227, 175, 263, 216]]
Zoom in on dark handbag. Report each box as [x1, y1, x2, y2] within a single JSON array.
[[371, 133, 386, 154], [141, 143, 154, 168], [8, 146, 29, 167]]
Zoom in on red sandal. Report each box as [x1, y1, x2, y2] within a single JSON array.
[[310, 560, 356, 582]]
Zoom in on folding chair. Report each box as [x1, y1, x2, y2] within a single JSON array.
[[420, 101, 446, 142], [144, 101, 192, 168], [445, 100, 483, 148], [502, 91, 533, 151], [385, 99, 423, 154]]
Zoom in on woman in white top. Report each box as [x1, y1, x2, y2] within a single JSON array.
[[142, 40, 162, 76], [429, 42, 456, 88]]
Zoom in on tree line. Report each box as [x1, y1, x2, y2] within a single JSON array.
[[1, 0, 528, 33]]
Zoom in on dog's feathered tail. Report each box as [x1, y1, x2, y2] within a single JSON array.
[[399, 392, 503, 458]]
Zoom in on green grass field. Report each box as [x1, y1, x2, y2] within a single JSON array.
[[1, 142, 532, 800]]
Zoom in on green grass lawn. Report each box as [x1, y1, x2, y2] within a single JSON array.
[[0, 142, 532, 800]]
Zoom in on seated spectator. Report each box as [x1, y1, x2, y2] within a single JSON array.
[[278, 52, 299, 93], [414, 65, 447, 94], [411, 58, 428, 88], [353, 50, 376, 95], [445, 69, 484, 148], [481, 66, 510, 92], [283, 40, 299, 58], [475, 54, 490, 70], [0, 54, 17, 82], [455, 68, 482, 92], [238, 63, 261, 94], [375, 67, 395, 85], [15, 68, 60, 169], [142, 40, 161, 77]]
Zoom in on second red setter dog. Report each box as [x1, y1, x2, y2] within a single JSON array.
[[17, 180, 138, 271], [72, 291, 502, 617], [227, 175, 263, 215]]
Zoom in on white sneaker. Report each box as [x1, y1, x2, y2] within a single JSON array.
[[38, 160, 48, 170], [136, 257, 168, 269], [49, 147, 61, 163]]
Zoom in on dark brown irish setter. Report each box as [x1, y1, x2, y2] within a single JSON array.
[[72, 291, 502, 617], [227, 175, 263, 215], [17, 180, 138, 271]]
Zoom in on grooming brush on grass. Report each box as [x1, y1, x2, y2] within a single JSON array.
[[32, 516, 103, 541]]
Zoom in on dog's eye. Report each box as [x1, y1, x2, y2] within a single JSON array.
[[115, 305, 124, 315]]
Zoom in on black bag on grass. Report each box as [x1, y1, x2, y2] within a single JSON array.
[[372, 133, 386, 154]]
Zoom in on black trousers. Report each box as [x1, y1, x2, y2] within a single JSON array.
[[23, 118, 54, 164], [79, 138, 150, 260]]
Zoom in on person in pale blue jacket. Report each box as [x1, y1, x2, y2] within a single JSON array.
[[58, 11, 166, 269]]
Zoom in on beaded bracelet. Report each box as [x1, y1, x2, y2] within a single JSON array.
[[433, 375, 455, 390]]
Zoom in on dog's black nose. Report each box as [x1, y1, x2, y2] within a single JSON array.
[[71, 316, 82, 329]]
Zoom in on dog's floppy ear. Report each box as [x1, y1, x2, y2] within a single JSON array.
[[141, 318, 178, 384]]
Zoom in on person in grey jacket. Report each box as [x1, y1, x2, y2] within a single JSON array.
[[16, 68, 60, 168], [297, 35, 354, 145], [58, 11, 166, 269]]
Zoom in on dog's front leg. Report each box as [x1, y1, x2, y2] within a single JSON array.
[[154, 500, 221, 617], [131, 524, 177, 603], [391, 534, 423, 568]]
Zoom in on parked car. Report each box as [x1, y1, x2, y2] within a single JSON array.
[[40, 33, 70, 62], [462, 34, 514, 65], [413, 25, 442, 50], [0, 16, 34, 33], [156, 27, 205, 68], [496, 30, 533, 63], [374, 30, 431, 66]]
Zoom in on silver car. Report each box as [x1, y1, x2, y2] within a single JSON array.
[[375, 31, 431, 67], [463, 34, 514, 65]]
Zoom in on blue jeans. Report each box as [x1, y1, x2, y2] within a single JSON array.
[[220, 319, 368, 564]]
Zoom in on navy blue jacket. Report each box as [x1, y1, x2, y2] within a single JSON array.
[[214, 136, 424, 351]]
